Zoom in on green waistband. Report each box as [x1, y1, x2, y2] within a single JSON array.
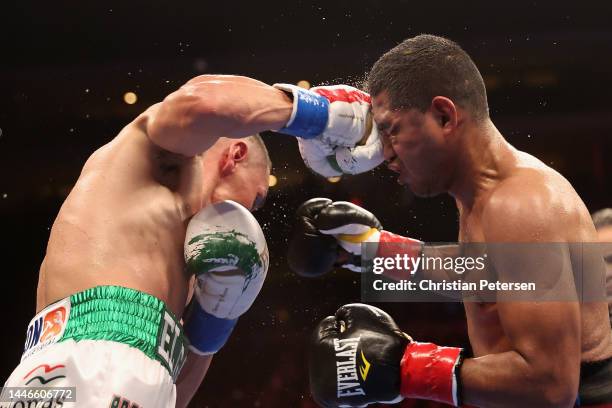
[[60, 286, 187, 381]]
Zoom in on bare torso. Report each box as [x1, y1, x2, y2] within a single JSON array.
[[459, 149, 612, 363], [37, 106, 201, 316]]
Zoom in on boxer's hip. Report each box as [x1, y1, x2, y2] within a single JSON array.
[[578, 355, 612, 406], [17, 285, 186, 379], [4, 286, 187, 407]]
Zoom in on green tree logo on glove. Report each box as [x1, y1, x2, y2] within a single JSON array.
[[186, 230, 263, 293]]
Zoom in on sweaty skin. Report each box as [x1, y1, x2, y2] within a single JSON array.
[[34, 75, 292, 407], [373, 91, 612, 407], [37, 113, 200, 316]]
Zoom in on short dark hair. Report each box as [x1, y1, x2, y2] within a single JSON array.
[[368, 34, 489, 121], [592, 208, 612, 230]]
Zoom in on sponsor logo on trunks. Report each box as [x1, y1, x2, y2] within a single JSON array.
[[109, 395, 141, 408], [22, 364, 66, 385], [22, 299, 70, 362], [157, 310, 186, 381], [334, 336, 366, 398]]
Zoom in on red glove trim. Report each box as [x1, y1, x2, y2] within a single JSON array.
[[400, 342, 463, 406], [312, 88, 371, 104], [376, 231, 423, 280]]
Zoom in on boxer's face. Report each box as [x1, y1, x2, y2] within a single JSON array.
[[372, 92, 456, 197]]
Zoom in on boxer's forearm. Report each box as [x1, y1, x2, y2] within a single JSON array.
[[460, 351, 577, 408], [418, 244, 463, 281], [148, 75, 292, 156], [381, 243, 462, 282], [175, 351, 213, 408]]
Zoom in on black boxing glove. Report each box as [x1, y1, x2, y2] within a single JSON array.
[[310, 304, 464, 407], [314, 201, 382, 272], [287, 198, 340, 277], [288, 198, 384, 276]]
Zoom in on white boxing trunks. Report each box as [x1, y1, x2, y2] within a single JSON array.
[[2, 286, 187, 408]]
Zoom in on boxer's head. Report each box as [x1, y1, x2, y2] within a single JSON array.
[[368, 34, 488, 197], [207, 134, 271, 211]]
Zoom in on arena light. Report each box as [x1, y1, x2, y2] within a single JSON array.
[[297, 80, 311, 89], [327, 176, 341, 183], [268, 175, 278, 187], [123, 92, 138, 105]]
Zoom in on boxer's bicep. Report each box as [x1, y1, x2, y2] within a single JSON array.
[[497, 301, 580, 388], [461, 299, 581, 407], [484, 192, 581, 365], [467, 195, 581, 405], [146, 75, 292, 156]]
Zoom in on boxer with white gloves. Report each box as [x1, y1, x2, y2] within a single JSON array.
[[5, 73, 386, 408], [182, 200, 269, 355], [6, 74, 290, 408], [273, 84, 384, 177]]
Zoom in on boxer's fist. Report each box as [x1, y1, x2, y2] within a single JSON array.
[[309, 304, 409, 407], [183, 200, 269, 354], [288, 199, 383, 275], [273, 83, 384, 177], [310, 304, 465, 408], [315, 200, 382, 257], [316, 200, 382, 272], [287, 198, 340, 277]]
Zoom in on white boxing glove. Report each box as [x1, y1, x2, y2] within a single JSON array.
[[183, 200, 269, 354], [274, 83, 383, 177], [297, 126, 383, 177]]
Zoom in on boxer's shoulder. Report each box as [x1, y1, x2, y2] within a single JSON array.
[[481, 170, 570, 241]]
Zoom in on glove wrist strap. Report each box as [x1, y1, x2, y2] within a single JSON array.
[[183, 298, 238, 355], [273, 83, 329, 139], [400, 342, 464, 406]]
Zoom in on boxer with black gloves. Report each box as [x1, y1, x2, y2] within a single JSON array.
[[298, 34, 612, 407]]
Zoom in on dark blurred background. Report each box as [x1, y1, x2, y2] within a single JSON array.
[[1, 1, 611, 407]]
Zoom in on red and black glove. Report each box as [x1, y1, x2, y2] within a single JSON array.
[[288, 198, 423, 276], [309, 303, 464, 407]]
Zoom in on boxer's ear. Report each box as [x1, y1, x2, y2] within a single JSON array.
[[228, 141, 248, 163], [219, 141, 248, 174], [430, 96, 457, 132]]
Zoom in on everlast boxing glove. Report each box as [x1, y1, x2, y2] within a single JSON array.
[[310, 304, 464, 407]]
